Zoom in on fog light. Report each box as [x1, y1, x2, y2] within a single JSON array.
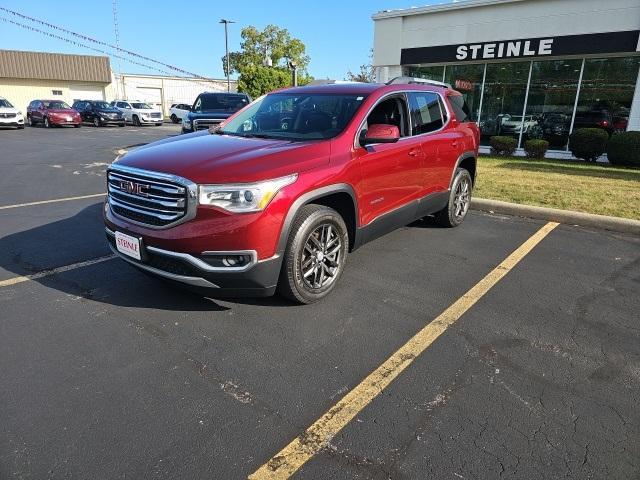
[[222, 255, 246, 267]]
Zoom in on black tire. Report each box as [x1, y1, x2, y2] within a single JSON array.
[[27, 116, 33, 127], [93, 117, 101, 127], [118, 123, 125, 127], [74, 124, 81, 128], [434, 168, 473, 228], [170, 114, 179, 124], [44, 116, 51, 128], [155, 123, 162, 126], [277, 204, 349, 304], [18, 125, 25, 129], [132, 115, 140, 126]]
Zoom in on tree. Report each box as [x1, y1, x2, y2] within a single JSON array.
[[346, 50, 375, 83], [222, 25, 312, 98]]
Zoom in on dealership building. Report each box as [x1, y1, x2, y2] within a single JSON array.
[[373, 0, 640, 156]]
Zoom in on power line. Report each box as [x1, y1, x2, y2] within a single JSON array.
[[0, 6, 220, 83]]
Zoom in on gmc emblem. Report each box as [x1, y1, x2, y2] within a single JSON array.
[[120, 180, 149, 197]]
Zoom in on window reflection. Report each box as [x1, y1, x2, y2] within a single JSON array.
[[402, 65, 445, 82], [478, 62, 530, 146], [444, 64, 485, 122], [525, 59, 582, 149], [575, 57, 640, 135]]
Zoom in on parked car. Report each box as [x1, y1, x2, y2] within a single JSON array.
[[181, 92, 250, 133], [72, 100, 125, 127], [499, 115, 538, 135], [110, 100, 163, 126], [169, 103, 191, 124], [0, 97, 25, 129], [26, 100, 81, 128], [573, 109, 614, 135], [105, 79, 479, 303]]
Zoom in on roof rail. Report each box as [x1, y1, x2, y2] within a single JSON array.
[[386, 76, 451, 88]]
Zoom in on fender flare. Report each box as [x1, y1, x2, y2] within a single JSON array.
[[449, 151, 477, 189], [276, 183, 358, 254]]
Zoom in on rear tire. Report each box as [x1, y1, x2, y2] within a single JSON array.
[[434, 168, 473, 228], [277, 204, 348, 304], [170, 114, 179, 124]]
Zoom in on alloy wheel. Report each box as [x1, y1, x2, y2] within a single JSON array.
[[300, 223, 342, 289], [453, 176, 471, 219]]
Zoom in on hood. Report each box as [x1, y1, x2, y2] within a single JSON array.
[[97, 107, 122, 114], [47, 108, 79, 115], [115, 131, 330, 184], [0, 107, 20, 114]]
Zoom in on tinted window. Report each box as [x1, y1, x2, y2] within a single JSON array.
[[408, 92, 444, 135], [193, 94, 249, 112], [43, 101, 71, 109], [449, 94, 471, 122], [0, 99, 13, 108], [91, 101, 111, 109]]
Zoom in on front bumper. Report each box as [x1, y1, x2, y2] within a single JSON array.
[[105, 227, 282, 297], [51, 117, 81, 125], [139, 116, 163, 124], [0, 118, 24, 126]]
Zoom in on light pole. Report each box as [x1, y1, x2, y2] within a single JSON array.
[[219, 19, 235, 92]]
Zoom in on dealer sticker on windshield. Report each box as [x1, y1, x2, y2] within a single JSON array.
[[115, 231, 141, 260]]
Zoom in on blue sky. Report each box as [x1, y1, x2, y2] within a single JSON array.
[[0, 0, 445, 80]]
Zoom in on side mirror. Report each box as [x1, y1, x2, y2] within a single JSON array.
[[360, 124, 400, 146]]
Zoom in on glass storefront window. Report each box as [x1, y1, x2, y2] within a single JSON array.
[[575, 57, 640, 135], [478, 61, 530, 146], [524, 59, 582, 149], [402, 65, 445, 82], [444, 64, 485, 122]]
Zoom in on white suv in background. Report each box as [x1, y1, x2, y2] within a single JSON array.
[[169, 103, 191, 124], [110, 100, 163, 126], [0, 97, 25, 129]]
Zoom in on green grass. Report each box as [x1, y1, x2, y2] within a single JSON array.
[[475, 156, 640, 220]]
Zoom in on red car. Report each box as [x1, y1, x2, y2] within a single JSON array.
[[105, 78, 479, 303], [26, 99, 81, 128]]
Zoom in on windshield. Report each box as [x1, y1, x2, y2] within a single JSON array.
[[0, 99, 13, 108], [193, 94, 249, 113], [132, 103, 152, 109], [93, 101, 112, 109], [43, 101, 71, 109], [219, 93, 367, 141]]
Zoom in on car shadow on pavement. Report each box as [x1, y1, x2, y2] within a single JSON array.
[[0, 203, 229, 312]]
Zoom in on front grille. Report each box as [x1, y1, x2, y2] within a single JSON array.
[[107, 169, 190, 228], [0, 113, 16, 118], [193, 118, 223, 130], [150, 112, 162, 118]]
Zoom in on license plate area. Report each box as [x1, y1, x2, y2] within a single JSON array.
[[115, 231, 142, 260]]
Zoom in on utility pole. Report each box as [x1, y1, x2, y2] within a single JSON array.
[[219, 19, 235, 92]]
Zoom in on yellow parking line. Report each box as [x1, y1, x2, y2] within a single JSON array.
[[0, 255, 115, 288], [0, 193, 106, 210], [250, 221, 559, 480]]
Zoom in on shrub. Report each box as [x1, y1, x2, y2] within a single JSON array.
[[524, 139, 549, 159], [568, 128, 608, 162], [490, 136, 517, 156], [607, 131, 640, 167]]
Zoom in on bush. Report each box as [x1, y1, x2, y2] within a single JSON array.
[[607, 131, 640, 167], [490, 136, 517, 156], [568, 128, 608, 162], [524, 139, 549, 159]]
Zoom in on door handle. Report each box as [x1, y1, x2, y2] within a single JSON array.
[[451, 141, 459, 147], [408, 149, 419, 157]]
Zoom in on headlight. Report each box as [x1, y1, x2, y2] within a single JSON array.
[[198, 174, 297, 212], [17, 111, 23, 116], [182, 117, 192, 127]]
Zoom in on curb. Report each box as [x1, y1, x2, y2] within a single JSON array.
[[471, 198, 640, 236]]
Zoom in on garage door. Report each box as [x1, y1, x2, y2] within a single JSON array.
[[70, 84, 104, 101], [136, 87, 163, 112]]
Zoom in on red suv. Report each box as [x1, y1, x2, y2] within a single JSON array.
[[105, 78, 479, 303], [27, 99, 82, 128]]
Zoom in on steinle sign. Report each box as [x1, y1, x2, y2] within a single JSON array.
[[456, 38, 553, 60]]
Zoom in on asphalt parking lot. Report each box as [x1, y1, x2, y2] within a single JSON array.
[[1, 125, 639, 480]]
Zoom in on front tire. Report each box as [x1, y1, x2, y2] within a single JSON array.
[[27, 116, 33, 127], [278, 204, 349, 304], [44, 116, 51, 128], [93, 117, 101, 127], [434, 168, 473, 227], [132, 115, 141, 126]]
